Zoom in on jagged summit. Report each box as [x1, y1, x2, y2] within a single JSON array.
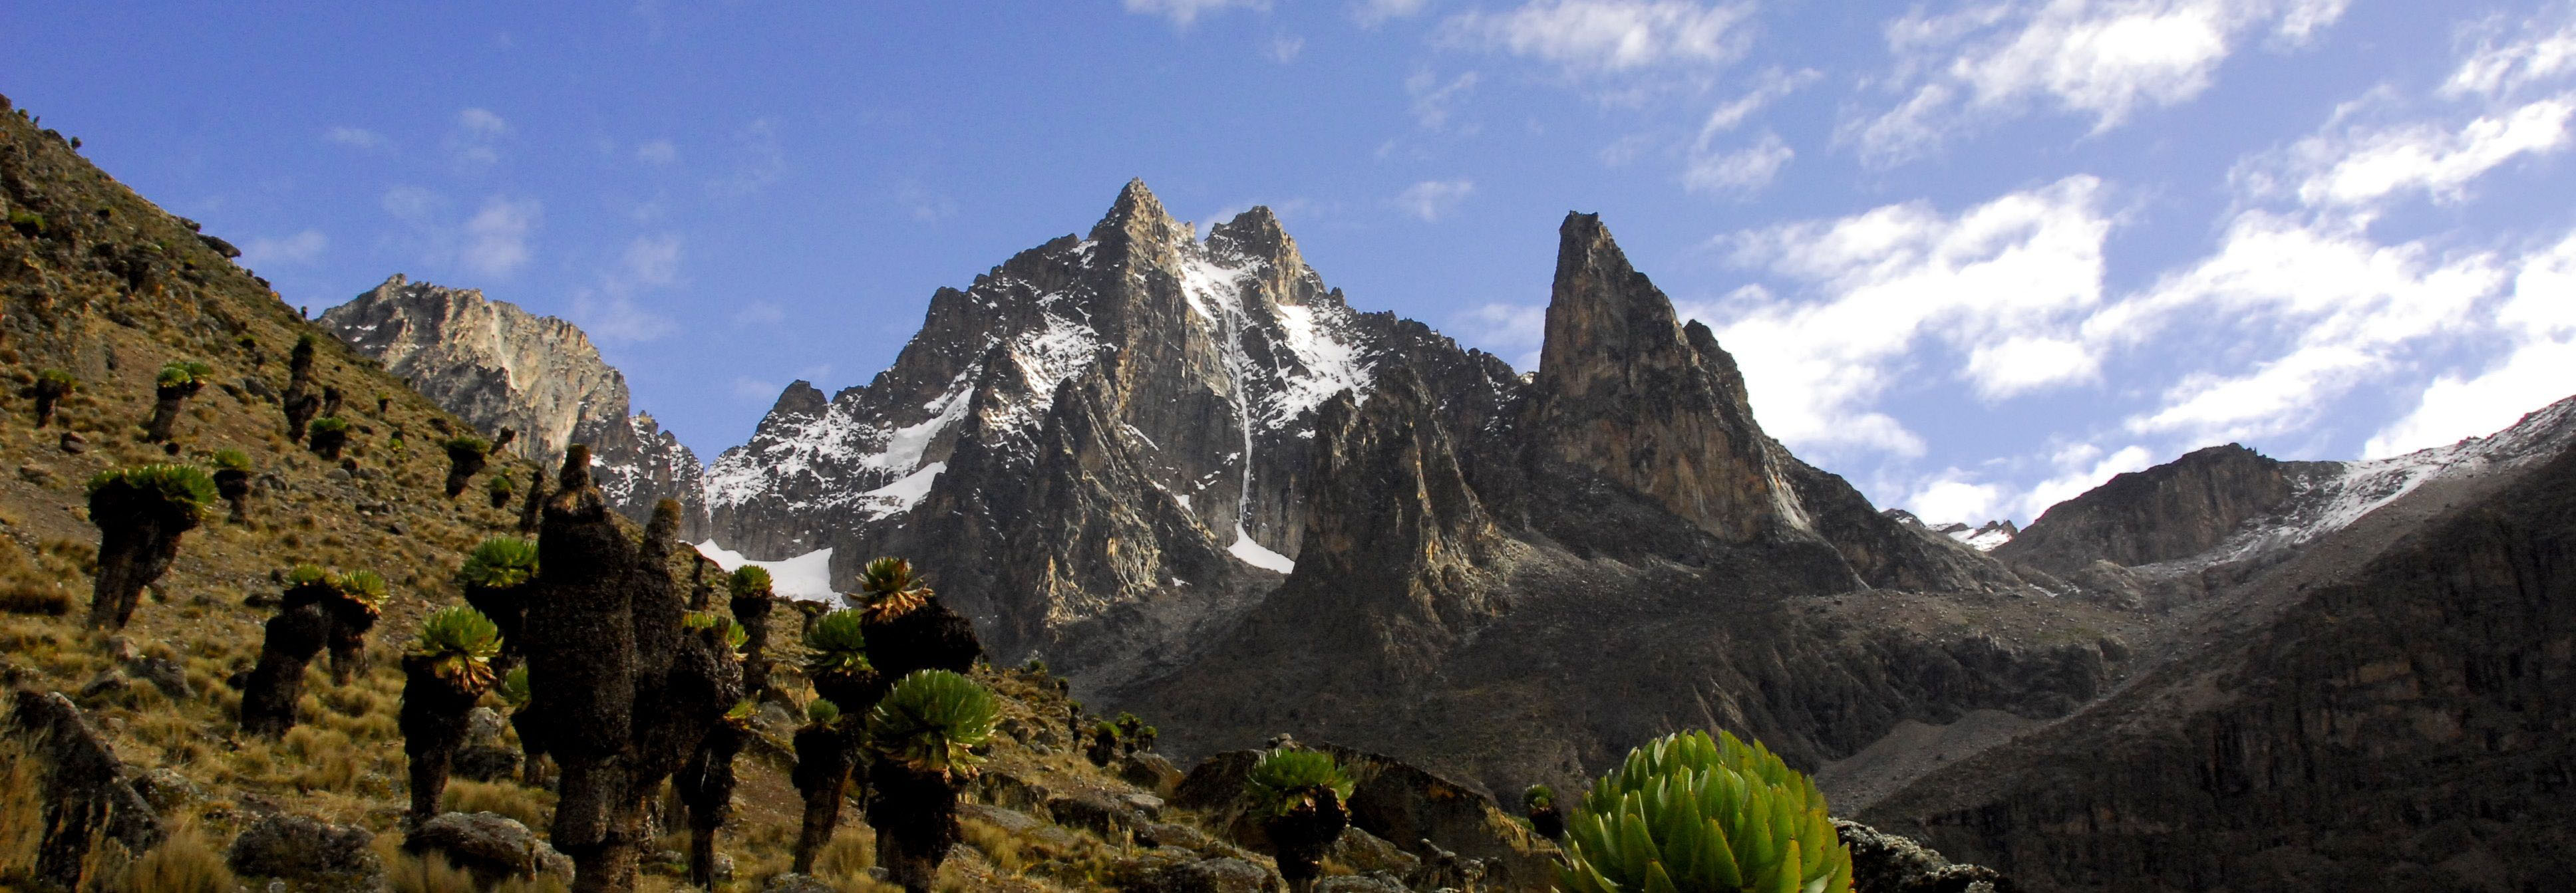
[[320, 274, 706, 536]]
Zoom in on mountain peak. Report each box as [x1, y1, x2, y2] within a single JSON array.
[[1089, 178, 1183, 243]]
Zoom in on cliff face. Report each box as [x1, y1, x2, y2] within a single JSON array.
[[319, 276, 705, 535], [1993, 444, 2336, 576]]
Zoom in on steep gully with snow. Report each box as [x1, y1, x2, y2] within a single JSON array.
[[331, 180, 2576, 890]]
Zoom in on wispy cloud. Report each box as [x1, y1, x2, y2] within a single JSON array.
[[460, 197, 540, 278], [325, 126, 389, 151], [1449, 302, 1547, 370], [1440, 0, 1755, 76], [1408, 70, 1481, 130], [1124, 0, 1269, 28], [1393, 179, 1476, 221], [1853, 0, 2351, 166], [1355, 0, 1433, 27], [1682, 131, 1793, 194], [635, 139, 679, 166], [242, 230, 328, 267], [449, 108, 511, 170], [1268, 33, 1306, 63]]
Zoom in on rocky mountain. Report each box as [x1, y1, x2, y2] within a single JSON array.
[[319, 275, 705, 535], [1860, 397, 2576, 890]]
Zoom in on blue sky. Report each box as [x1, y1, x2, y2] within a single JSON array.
[[9, 1, 2574, 525]]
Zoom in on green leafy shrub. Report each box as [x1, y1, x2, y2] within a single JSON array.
[[458, 537, 540, 588], [802, 608, 871, 676], [497, 665, 532, 709], [86, 465, 220, 519], [1245, 749, 1355, 817], [864, 669, 998, 780], [728, 565, 772, 597], [806, 698, 842, 725], [210, 449, 251, 472], [410, 606, 502, 690], [1557, 730, 1852, 893]]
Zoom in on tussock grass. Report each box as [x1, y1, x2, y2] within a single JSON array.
[[443, 778, 554, 830], [115, 819, 234, 893]]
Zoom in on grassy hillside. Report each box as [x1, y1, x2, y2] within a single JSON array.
[[0, 94, 1301, 893]]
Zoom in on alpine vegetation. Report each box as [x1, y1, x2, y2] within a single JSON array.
[[442, 434, 489, 498], [1525, 784, 1564, 841], [306, 416, 351, 459], [458, 537, 540, 673], [728, 565, 777, 702], [864, 669, 1000, 893], [31, 367, 73, 428], [854, 557, 981, 685], [400, 606, 502, 824], [1243, 749, 1355, 893], [144, 359, 211, 442], [238, 565, 341, 737], [789, 697, 855, 875], [84, 463, 216, 629], [522, 450, 742, 892], [487, 471, 515, 509], [282, 333, 321, 442], [319, 569, 386, 684], [498, 665, 550, 787], [210, 449, 253, 524], [1557, 731, 1853, 893]]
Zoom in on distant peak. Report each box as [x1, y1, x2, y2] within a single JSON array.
[[770, 380, 829, 420], [1090, 178, 1178, 241], [1208, 205, 1294, 263]]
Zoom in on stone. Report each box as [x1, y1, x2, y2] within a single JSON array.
[[762, 872, 839, 893], [1328, 827, 1419, 878], [1044, 789, 1140, 838], [406, 811, 571, 885], [3, 690, 162, 890], [450, 744, 521, 782], [464, 706, 506, 742], [1136, 821, 1210, 850], [226, 812, 381, 886], [1316, 875, 1408, 893], [1830, 820, 2010, 893], [17, 463, 53, 485], [959, 803, 1045, 835], [129, 656, 191, 699], [1149, 857, 1283, 893], [58, 431, 84, 453], [1122, 791, 1166, 819], [1120, 751, 1186, 797]]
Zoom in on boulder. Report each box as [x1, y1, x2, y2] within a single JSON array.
[[3, 690, 163, 890], [406, 811, 573, 886], [128, 656, 192, 699], [1834, 819, 2012, 893], [1148, 857, 1284, 893], [1120, 751, 1186, 797], [450, 744, 521, 782], [1329, 827, 1420, 878], [226, 812, 381, 888], [762, 872, 840, 893], [1045, 789, 1142, 838], [1316, 874, 1408, 893]]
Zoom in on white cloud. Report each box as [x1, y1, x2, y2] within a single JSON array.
[[1905, 471, 2006, 524], [1440, 0, 1754, 75], [242, 230, 327, 267], [449, 108, 510, 170], [1682, 131, 1792, 194], [2275, 97, 2576, 208], [1394, 179, 1476, 221], [619, 233, 682, 289], [1696, 176, 2113, 457], [2110, 211, 2503, 444], [1700, 68, 1821, 136], [460, 196, 540, 279], [2366, 230, 2576, 456], [382, 186, 442, 221], [2020, 443, 2153, 520], [1449, 302, 1547, 370], [1125, 0, 1269, 27], [1355, 0, 1432, 26], [732, 377, 781, 402], [732, 301, 788, 328], [1855, 0, 2350, 165], [2445, 8, 2576, 99], [635, 139, 679, 166], [325, 126, 387, 150], [1269, 33, 1305, 63], [1408, 70, 1481, 131]]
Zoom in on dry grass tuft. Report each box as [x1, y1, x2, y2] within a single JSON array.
[[115, 819, 234, 893], [443, 778, 554, 830]]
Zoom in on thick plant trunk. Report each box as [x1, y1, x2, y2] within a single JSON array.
[[679, 725, 746, 889], [517, 467, 546, 534], [214, 469, 252, 524], [33, 390, 64, 428], [309, 426, 347, 459], [400, 656, 478, 823], [1269, 797, 1349, 893], [88, 518, 185, 630], [731, 590, 773, 701], [283, 392, 319, 442], [868, 761, 963, 893], [240, 603, 329, 737], [511, 706, 550, 788], [789, 724, 854, 874], [324, 599, 377, 686], [444, 448, 487, 498], [144, 390, 185, 442]]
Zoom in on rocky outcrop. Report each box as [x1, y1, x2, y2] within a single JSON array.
[[319, 275, 705, 535], [1993, 444, 2327, 576], [2, 690, 163, 890], [1861, 400, 2576, 891], [226, 812, 382, 888]]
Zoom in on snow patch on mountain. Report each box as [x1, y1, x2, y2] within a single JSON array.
[[694, 541, 838, 602], [1228, 523, 1297, 573]]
